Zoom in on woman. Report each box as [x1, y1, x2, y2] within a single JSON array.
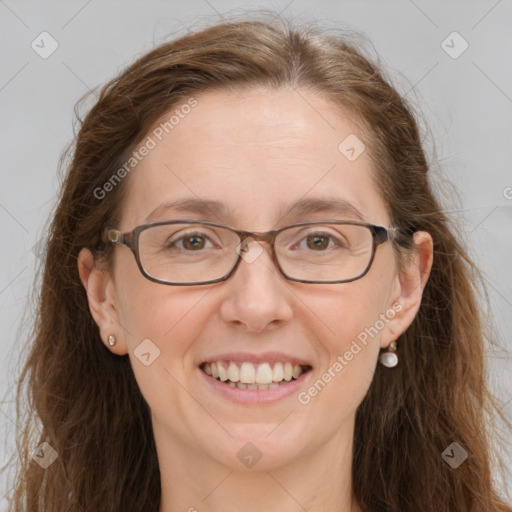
[[6, 15, 511, 512]]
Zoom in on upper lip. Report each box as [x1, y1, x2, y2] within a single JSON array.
[[199, 351, 313, 367]]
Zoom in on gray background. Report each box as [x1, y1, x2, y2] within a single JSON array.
[[1, 0, 511, 506]]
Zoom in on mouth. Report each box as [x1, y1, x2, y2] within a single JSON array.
[[199, 360, 313, 390]]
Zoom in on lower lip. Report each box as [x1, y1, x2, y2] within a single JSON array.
[[198, 367, 312, 405]]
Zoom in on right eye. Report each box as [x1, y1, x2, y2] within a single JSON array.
[[166, 231, 217, 251]]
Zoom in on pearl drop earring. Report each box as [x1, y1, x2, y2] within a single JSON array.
[[379, 341, 398, 367]]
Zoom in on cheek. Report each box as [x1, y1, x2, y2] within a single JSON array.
[[301, 276, 393, 407], [115, 285, 214, 427], [113, 249, 207, 357], [313, 276, 391, 355], [117, 285, 210, 357]]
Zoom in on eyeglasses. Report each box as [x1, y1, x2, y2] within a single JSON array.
[[105, 219, 399, 285]]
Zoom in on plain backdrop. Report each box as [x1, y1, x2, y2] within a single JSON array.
[[1, 0, 511, 506]]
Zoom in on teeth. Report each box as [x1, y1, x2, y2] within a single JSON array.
[[240, 362, 255, 384], [217, 362, 228, 381], [204, 360, 308, 386], [236, 382, 272, 390], [283, 362, 293, 381], [255, 363, 273, 384], [272, 362, 284, 381], [292, 364, 302, 379], [227, 362, 240, 382]]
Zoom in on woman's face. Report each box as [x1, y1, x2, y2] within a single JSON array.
[[84, 87, 420, 472]]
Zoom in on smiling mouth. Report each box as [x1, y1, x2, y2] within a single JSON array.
[[200, 360, 312, 389]]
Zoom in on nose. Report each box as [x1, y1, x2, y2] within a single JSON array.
[[219, 238, 293, 332]]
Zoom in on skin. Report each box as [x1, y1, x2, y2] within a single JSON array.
[[78, 87, 433, 512]]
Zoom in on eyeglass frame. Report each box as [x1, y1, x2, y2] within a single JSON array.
[[104, 219, 400, 286]]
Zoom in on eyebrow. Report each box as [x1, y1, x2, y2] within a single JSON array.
[[144, 196, 366, 224]]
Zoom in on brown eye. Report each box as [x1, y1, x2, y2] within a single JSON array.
[[306, 235, 330, 250], [182, 235, 206, 250]]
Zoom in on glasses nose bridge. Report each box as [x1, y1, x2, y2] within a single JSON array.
[[234, 229, 282, 273], [237, 228, 279, 254]]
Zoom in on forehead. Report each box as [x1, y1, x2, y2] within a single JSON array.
[[119, 87, 389, 230]]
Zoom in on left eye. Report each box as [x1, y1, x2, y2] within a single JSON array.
[[294, 232, 343, 251]]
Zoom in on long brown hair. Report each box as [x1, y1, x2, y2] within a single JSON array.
[[3, 14, 510, 511]]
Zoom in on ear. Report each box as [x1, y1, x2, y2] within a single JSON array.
[[77, 248, 128, 355], [380, 231, 434, 348]]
